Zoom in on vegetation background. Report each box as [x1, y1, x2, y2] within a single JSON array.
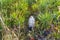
[[0, 0, 60, 40]]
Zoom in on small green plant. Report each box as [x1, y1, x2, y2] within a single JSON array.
[[37, 12, 53, 30]]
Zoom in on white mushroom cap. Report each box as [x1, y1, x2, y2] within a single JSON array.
[[28, 16, 35, 27]]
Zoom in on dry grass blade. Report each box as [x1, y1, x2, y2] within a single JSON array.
[[0, 16, 19, 40]]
